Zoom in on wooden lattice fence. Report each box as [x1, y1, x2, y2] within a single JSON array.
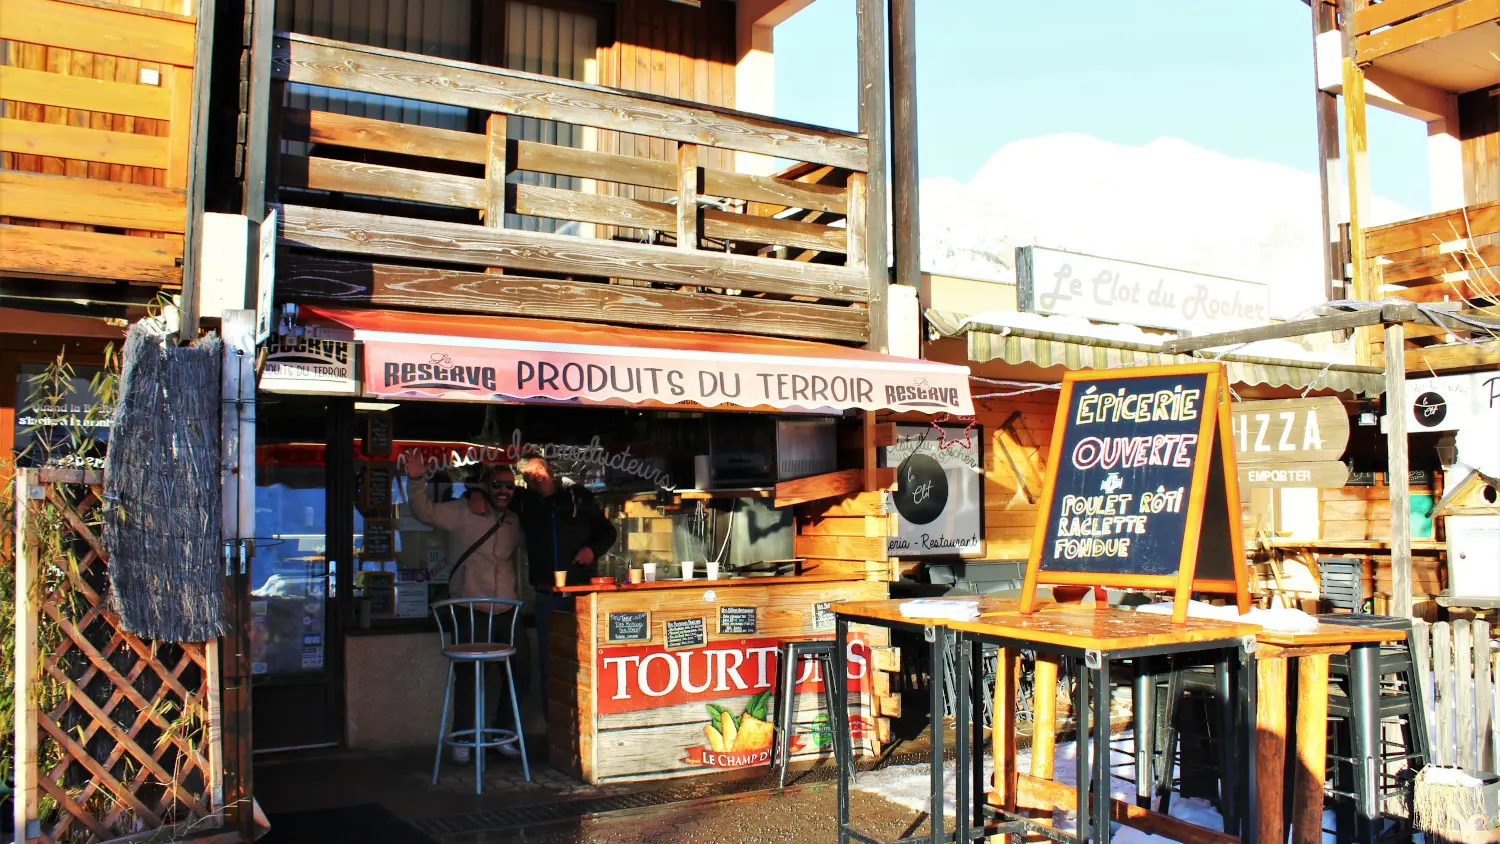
[[13, 468, 219, 844]]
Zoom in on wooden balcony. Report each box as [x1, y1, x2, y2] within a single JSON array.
[[1362, 200, 1500, 372], [271, 34, 876, 345], [1351, 0, 1500, 93], [0, 0, 198, 288]]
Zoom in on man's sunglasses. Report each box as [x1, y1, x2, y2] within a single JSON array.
[[489, 480, 516, 491]]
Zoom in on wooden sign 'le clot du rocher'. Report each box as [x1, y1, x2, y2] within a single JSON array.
[[1019, 362, 1251, 624]]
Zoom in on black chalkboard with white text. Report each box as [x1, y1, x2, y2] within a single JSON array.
[[1020, 363, 1249, 623]]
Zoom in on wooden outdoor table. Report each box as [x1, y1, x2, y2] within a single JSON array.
[[1252, 622, 1410, 844]]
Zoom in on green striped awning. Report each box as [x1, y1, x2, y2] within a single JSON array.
[[928, 310, 1384, 398]]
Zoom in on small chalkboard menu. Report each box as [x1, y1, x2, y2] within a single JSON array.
[[364, 464, 394, 510], [812, 601, 835, 630], [665, 617, 707, 650], [362, 518, 395, 561], [1019, 363, 1248, 623], [365, 412, 394, 458], [718, 606, 757, 635], [607, 611, 650, 643]]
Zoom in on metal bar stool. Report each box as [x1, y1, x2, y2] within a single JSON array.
[[432, 597, 530, 793], [775, 636, 841, 788]]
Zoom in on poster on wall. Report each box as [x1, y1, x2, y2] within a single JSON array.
[[1402, 372, 1500, 476], [884, 423, 983, 557]]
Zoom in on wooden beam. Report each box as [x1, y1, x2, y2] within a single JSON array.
[[856, 0, 890, 352], [278, 204, 869, 302], [279, 154, 486, 209], [1365, 201, 1500, 255], [0, 0, 197, 66], [281, 107, 487, 163], [0, 65, 173, 119], [888, 0, 923, 309], [1405, 342, 1500, 372], [0, 225, 182, 285], [1257, 656, 1290, 844], [14, 471, 40, 844], [483, 113, 507, 226], [0, 171, 186, 233], [677, 143, 700, 251], [511, 184, 848, 254], [1343, 49, 1376, 367], [1312, 0, 1344, 300], [278, 254, 869, 343], [1292, 655, 1332, 844], [1009, 775, 1239, 844], [1351, 0, 1452, 35], [1354, 0, 1500, 63], [0, 118, 171, 170], [275, 33, 869, 171], [1386, 321, 1413, 619], [775, 468, 864, 508], [1378, 242, 1500, 286], [1160, 308, 1387, 354]]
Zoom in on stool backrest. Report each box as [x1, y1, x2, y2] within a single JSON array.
[[1317, 557, 1366, 613], [432, 597, 523, 650]]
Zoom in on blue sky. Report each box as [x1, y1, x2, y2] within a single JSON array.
[[773, 1, 1431, 213]]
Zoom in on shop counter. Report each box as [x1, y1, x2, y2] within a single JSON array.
[[543, 573, 890, 785]]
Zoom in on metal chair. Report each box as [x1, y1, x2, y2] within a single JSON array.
[[431, 597, 529, 792], [775, 636, 841, 788]]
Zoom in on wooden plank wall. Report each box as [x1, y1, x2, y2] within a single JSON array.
[[0, 0, 196, 286], [1317, 478, 1446, 612], [969, 394, 1059, 561], [1460, 84, 1500, 207], [795, 490, 892, 582]]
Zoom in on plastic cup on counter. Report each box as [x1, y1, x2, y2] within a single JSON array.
[[643, 563, 657, 582], [553, 570, 568, 588], [680, 560, 695, 581], [706, 561, 720, 580], [628, 567, 644, 584]]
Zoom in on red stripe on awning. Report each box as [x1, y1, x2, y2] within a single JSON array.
[[301, 308, 973, 415]]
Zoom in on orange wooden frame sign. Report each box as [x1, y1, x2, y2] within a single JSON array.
[[1018, 362, 1249, 624]]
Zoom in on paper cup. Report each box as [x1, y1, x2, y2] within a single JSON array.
[[706, 561, 720, 580], [553, 570, 568, 588], [643, 563, 657, 582], [629, 568, 644, 584], [680, 560, 695, 581]]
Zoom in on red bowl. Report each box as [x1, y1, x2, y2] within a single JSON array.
[[591, 576, 615, 586]]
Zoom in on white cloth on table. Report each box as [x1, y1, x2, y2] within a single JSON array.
[[897, 599, 982, 621]]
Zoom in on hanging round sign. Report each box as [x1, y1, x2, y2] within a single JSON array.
[[893, 453, 948, 525]]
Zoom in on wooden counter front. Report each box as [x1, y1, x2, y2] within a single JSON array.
[[547, 575, 890, 785]]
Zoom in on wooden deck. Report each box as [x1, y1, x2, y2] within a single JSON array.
[[1351, 0, 1500, 92], [270, 33, 876, 343], [0, 0, 198, 288]]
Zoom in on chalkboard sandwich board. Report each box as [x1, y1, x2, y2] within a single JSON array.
[[1018, 363, 1249, 624]]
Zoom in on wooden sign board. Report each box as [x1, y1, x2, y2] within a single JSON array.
[[1019, 363, 1249, 623], [607, 611, 651, 643], [665, 617, 707, 651], [1231, 397, 1349, 465], [1239, 461, 1350, 489]]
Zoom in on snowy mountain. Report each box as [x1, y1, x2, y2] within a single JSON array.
[[919, 134, 1415, 319]]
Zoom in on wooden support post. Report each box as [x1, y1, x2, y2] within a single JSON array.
[[1292, 654, 1332, 844], [1312, 0, 1344, 301], [676, 142, 700, 251], [1256, 656, 1290, 844], [1385, 320, 1413, 619], [846, 172, 867, 273], [992, 647, 1018, 835], [219, 311, 257, 836], [484, 113, 508, 229], [1342, 51, 1375, 363], [14, 469, 39, 843], [1031, 655, 1059, 780], [887, 0, 923, 310], [855, 0, 889, 352]]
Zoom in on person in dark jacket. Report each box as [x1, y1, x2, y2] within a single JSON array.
[[512, 455, 618, 691]]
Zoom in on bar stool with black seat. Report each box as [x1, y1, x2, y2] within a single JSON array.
[[431, 597, 530, 792], [775, 636, 841, 788]]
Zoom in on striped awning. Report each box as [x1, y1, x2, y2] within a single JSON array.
[[928, 310, 1384, 398]]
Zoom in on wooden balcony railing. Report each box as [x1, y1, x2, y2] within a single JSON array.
[[271, 33, 874, 344], [1362, 200, 1500, 371], [0, 0, 197, 287], [1351, 0, 1500, 65]]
